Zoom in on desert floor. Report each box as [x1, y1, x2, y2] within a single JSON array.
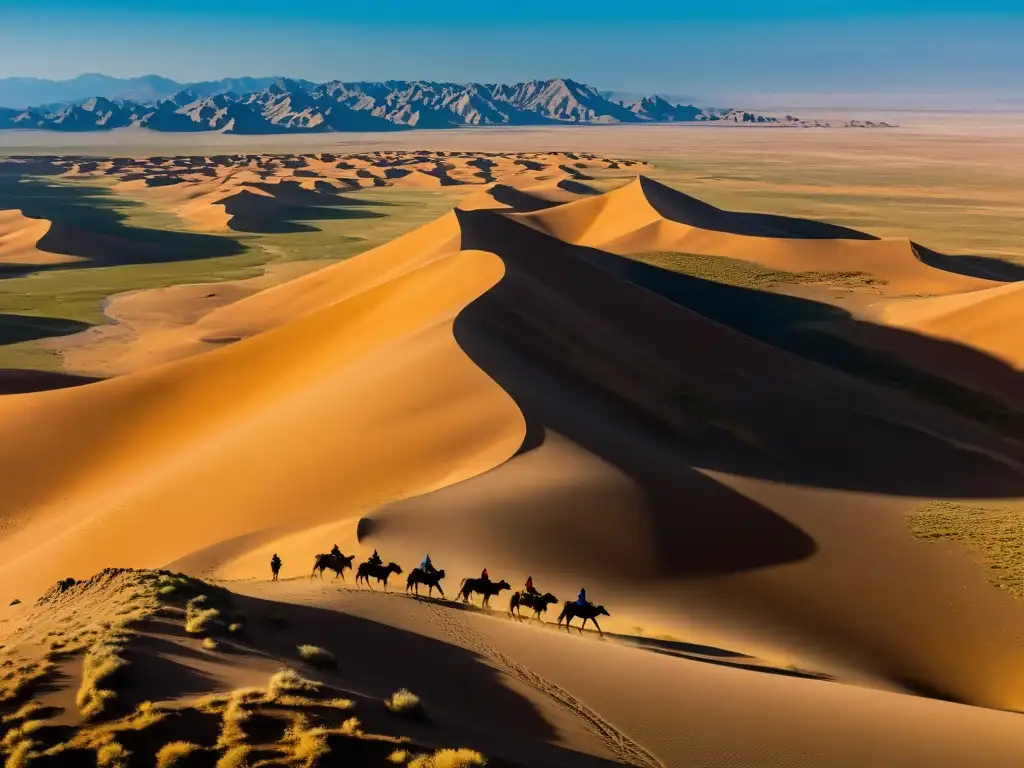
[[1, 120, 1023, 766]]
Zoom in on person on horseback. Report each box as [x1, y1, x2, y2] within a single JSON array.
[[330, 544, 342, 559], [420, 553, 436, 575], [368, 549, 383, 567], [524, 576, 539, 597], [577, 587, 589, 607], [270, 553, 282, 581], [480, 567, 490, 583]]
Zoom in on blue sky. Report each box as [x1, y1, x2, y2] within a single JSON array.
[[1, 1, 1021, 99]]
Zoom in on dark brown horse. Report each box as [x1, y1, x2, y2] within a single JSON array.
[[406, 568, 446, 598], [509, 591, 559, 622], [458, 577, 511, 608], [310, 552, 355, 580], [355, 561, 403, 590], [557, 602, 610, 636]]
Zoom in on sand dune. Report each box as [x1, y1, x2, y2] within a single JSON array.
[[0, 209, 78, 265], [2, 168, 1023, 766]]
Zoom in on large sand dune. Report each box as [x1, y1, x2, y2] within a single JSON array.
[[2, 170, 1023, 766]]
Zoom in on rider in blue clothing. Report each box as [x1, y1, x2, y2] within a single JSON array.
[[577, 587, 588, 607], [420, 553, 436, 575]]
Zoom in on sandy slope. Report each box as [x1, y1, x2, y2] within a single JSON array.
[[0, 209, 78, 265], [2, 171, 1024, 766]]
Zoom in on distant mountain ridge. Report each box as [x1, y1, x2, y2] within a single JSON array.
[[0, 76, 895, 134]]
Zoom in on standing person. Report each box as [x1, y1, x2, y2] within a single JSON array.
[[270, 553, 282, 581]]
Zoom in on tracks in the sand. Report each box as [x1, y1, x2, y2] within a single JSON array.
[[418, 598, 663, 768]]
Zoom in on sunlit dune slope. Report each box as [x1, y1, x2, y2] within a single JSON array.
[[511, 177, 995, 296], [0, 209, 78, 265], [0, 242, 524, 598]]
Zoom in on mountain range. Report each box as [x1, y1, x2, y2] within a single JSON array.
[[0, 76, 891, 134]]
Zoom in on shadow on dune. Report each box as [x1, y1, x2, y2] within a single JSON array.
[[220, 189, 387, 234], [230, 592, 628, 768], [914, 243, 1024, 282], [0, 368, 101, 395], [638, 176, 879, 240], [0, 313, 91, 347], [487, 184, 563, 212], [0, 175, 245, 276], [452, 208, 1024, 502]]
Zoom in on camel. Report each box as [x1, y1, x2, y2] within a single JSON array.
[[310, 552, 355, 581], [355, 561, 403, 590], [509, 591, 559, 622], [458, 577, 511, 608], [406, 568, 446, 598], [557, 602, 610, 637]]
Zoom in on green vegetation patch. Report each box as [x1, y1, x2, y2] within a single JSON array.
[[630, 250, 885, 290], [908, 501, 1024, 598]]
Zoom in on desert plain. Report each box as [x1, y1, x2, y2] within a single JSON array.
[[0, 115, 1023, 766]]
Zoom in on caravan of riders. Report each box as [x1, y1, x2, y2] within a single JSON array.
[[272, 546, 611, 636]]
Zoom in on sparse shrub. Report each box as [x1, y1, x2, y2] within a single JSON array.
[[388, 750, 410, 764], [297, 644, 336, 670], [324, 697, 354, 710], [77, 635, 129, 719], [8, 599, 20, 606], [215, 745, 252, 768], [228, 623, 244, 634], [202, 637, 219, 651], [156, 741, 202, 767], [339, 716, 362, 736], [96, 740, 130, 767], [185, 595, 221, 635], [385, 689, 422, 716], [408, 748, 487, 768], [267, 668, 320, 700], [216, 696, 251, 749], [5, 739, 34, 768], [282, 716, 330, 766]]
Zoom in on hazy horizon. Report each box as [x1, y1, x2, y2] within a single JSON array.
[[2, 2, 1022, 104]]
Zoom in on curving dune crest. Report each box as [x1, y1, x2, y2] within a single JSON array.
[[2, 174, 1024, 725], [0, 208, 79, 265]]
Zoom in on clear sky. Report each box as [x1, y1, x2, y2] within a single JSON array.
[[1, 1, 1021, 100]]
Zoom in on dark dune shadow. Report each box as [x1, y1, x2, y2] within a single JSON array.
[[914, 243, 1024, 282], [0, 368, 101, 395], [452, 208, 1024, 500], [638, 176, 879, 240], [0, 313, 90, 346], [0, 175, 245, 275], [558, 179, 601, 196], [229, 593, 629, 768], [219, 189, 386, 234], [487, 184, 562, 213], [239, 180, 392, 208]]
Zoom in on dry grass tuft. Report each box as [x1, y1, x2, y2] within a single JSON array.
[[339, 716, 362, 736], [156, 741, 202, 767], [185, 595, 221, 635], [297, 644, 336, 670], [202, 637, 219, 651], [216, 695, 251, 749], [388, 749, 411, 764], [215, 744, 252, 768], [1, 701, 46, 723], [282, 715, 330, 766], [408, 748, 488, 768], [77, 634, 129, 719], [266, 669, 320, 701], [96, 740, 131, 767], [4, 739, 35, 768], [385, 688, 422, 715]]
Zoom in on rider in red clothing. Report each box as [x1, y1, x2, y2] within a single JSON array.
[[524, 576, 539, 596], [480, 568, 489, 582]]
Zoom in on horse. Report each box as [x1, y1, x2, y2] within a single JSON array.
[[355, 561, 403, 590], [310, 552, 355, 581], [406, 568, 446, 598], [508, 591, 559, 622], [557, 602, 610, 637], [457, 577, 511, 608]]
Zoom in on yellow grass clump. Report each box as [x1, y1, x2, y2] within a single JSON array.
[[408, 748, 487, 768], [388, 749, 411, 764], [297, 644, 336, 670], [339, 716, 362, 736], [215, 745, 252, 768], [185, 595, 221, 634], [156, 741, 202, 767], [385, 688, 422, 715], [4, 739, 35, 768], [203, 637, 219, 651], [77, 634, 129, 719], [96, 740, 131, 767], [267, 668, 320, 700], [216, 696, 251, 749], [282, 715, 330, 766]]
